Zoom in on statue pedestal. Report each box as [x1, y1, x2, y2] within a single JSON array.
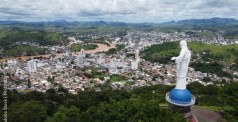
[[166, 89, 196, 120], [166, 88, 196, 106]]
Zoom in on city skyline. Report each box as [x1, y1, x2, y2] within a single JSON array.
[[0, 0, 238, 23]]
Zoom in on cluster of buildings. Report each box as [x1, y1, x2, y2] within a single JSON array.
[[116, 31, 238, 46], [1, 46, 236, 94], [0, 47, 140, 93], [1, 30, 237, 93]]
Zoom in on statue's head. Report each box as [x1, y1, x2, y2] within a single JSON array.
[[180, 40, 187, 49]]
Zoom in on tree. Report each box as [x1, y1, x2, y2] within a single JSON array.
[[27, 79, 31, 88], [46, 105, 80, 122], [79, 99, 185, 122], [8, 101, 47, 122]]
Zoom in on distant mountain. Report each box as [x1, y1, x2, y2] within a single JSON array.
[[1, 18, 238, 38], [0, 20, 22, 25], [1, 17, 238, 26], [0, 20, 128, 27], [163, 17, 238, 25]]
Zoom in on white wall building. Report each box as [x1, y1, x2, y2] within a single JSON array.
[[77, 55, 84, 65], [65, 50, 72, 59], [131, 61, 138, 70], [135, 49, 140, 61], [7, 59, 17, 66], [27, 60, 37, 74], [80, 49, 85, 58], [97, 54, 104, 64]]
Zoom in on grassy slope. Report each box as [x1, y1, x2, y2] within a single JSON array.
[[110, 75, 127, 82], [142, 41, 238, 63], [188, 41, 238, 63]]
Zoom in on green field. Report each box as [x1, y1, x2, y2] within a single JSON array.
[[188, 41, 238, 63], [196, 31, 214, 38], [105, 44, 125, 55], [70, 44, 98, 52], [110, 74, 127, 82]]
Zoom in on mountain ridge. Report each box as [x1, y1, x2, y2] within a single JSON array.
[[1, 17, 238, 25]]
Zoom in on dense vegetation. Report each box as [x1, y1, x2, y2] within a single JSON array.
[[70, 44, 98, 52], [190, 62, 234, 78], [0, 46, 46, 57], [0, 30, 66, 47], [141, 42, 179, 63], [0, 85, 185, 122], [1, 82, 238, 121], [105, 44, 125, 55]]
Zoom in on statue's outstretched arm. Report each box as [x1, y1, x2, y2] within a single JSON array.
[[171, 49, 185, 63]]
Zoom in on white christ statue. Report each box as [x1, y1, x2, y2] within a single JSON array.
[[171, 40, 191, 90]]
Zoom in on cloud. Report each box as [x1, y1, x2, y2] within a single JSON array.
[[0, 0, 237, 22]]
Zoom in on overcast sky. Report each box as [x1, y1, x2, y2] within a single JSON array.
[[0, 0, 237, 23]]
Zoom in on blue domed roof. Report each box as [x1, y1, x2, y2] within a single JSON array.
[[169, 88, 192, 104]]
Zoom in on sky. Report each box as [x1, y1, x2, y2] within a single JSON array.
[[0, 0, 237, 23]]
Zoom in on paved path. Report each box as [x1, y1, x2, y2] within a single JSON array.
[[191, 106, 226, 122]]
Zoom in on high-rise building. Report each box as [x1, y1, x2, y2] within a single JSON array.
[[97, 54, 103, 64], [65, 49, 72, 60], [135, 49, 140, 61], [77, 55, 84, 65], [80, 49, 85, 58], [27, 60, 37, 74], [130, 49, 140, 70]]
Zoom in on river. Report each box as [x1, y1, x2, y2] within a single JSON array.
[[0, 43, 116, 63]]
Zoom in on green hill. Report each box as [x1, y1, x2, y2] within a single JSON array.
[[0, 30, 67, 47], [141, 41, 238, 64], [0, 45, 46, 57]]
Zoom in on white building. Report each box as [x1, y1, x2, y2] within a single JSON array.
[[77, 55, 84, 65], [109, 68, 119, 74], [135, 49, 140, 61], [65, 50, 72, 59], [97, 54, 104, 64], [27, 60, 37, 74], [131, 61, 138, 70], [80, 49, 85, 58], [7, 59, 17, 66]]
